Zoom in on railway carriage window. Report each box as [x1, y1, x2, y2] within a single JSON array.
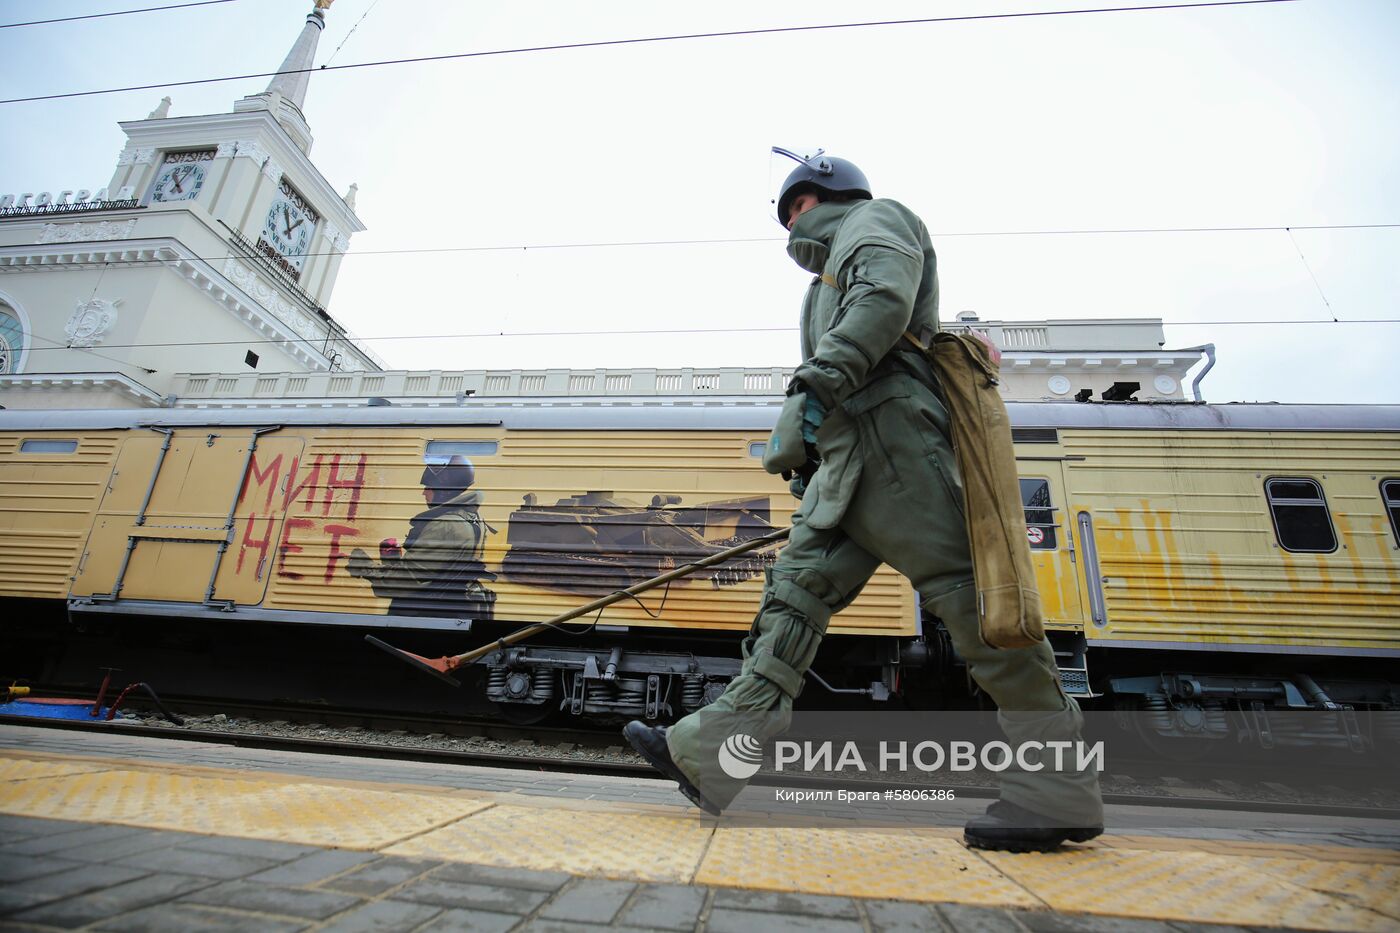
[[425, 440, 498, 463], [20, 439, 78, 454], [1382, 479, 1400, 547], [1265, 478, 1337, 553], [1019, 478, 1057, 549], [748, 442, 766, 458]]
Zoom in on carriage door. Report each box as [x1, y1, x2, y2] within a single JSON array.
[[1017, 465, 1085, 630], [71, 427, 303, 608]]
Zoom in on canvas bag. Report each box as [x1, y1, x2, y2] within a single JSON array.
[[905, 330, 1046, 648]]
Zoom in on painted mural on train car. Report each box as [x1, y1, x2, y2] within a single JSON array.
[[221, 441, 790, 629]]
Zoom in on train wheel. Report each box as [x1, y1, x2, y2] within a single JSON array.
[[490, 701, 555, 726]]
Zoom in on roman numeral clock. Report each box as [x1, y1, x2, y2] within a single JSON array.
[[259, 178, 319, 276], [150, 150, 215, 202]]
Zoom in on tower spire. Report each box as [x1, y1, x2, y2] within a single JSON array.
[[233, 1, 335, 155]]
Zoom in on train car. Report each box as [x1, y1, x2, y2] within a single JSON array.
[[1, 401, 1397, 741]]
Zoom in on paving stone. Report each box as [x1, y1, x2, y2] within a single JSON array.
[[540, 878, 637, 924], [174, 835, 318, 861], [92, 903, 309, 932], [315, 898, 444, 933], [936, 903, 1029, 932], [706, 908, 865, 933], [249, 849, 379, 886], [2, 822, 146, 856], [0, 815, 89, 839], [0, 887, 57, 915], [10, 861, 149, 900], [866, 899, 947, 933], [321, 857, 444, 896], [394, 878, 552, 914], [114, 845, 282, 879], [8, 875, 219, 929], [519, 923, 659, 933], [415, 908, 521, 933], [615, 883, 707, 931], [432, 861, 571, 892], [1019, 911, 1179, 933], [711, 887, 860, 920], [179, 879, 363, 920], [0, 853, 86, 883], [57, 830, 211, 862]]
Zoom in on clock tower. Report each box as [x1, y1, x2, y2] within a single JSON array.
[[0, 1, 378, 410]]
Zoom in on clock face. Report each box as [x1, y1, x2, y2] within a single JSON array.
[[262, 197, 314, 271], [150, 150, 213, 203]]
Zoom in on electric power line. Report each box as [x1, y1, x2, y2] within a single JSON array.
[[0, 0, 238, 30], [16, 221, 1397, 268], [0, 0, 1299, 105], [1286, 227, 1338, 323], [16, 317, 1400, 359]]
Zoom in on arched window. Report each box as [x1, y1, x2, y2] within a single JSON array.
[[0, 303, 24, 375]]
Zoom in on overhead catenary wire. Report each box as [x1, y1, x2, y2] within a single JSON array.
[[0, 0, 238, 30], [16, 318, 1400, 360], [20, 221, 1398, 267], [0, 0, 1299, 105], [1285, 227, 1338, 323]]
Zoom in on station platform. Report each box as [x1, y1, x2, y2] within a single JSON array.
[[1, 724, 1398, 933]]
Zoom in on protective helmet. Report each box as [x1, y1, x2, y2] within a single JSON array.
[[421, 455, 475, 500], [774, 149, 872, 229]]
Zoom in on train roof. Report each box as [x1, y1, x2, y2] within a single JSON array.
[[2, 400, 1400, 433]]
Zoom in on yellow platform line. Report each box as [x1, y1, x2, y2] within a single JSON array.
[[1, 750, 1397, 931]]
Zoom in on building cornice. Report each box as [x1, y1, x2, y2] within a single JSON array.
[[118, 111, 364, 234], [0, 371, 165, 406], [0, 236, 340, 371]]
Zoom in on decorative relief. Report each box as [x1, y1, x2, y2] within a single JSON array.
[[115, 147, 155, 166], [261, 158, 284, 182], [234, 139, 269, 164], [38, 219, 137, 244], [321, 222, 347, 252], [215, 141, 238, 158], [223, 257, 324, 343], [65, 298, 122, 347]]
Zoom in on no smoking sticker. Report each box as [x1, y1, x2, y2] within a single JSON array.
[[1026, 527, 1045, 545]]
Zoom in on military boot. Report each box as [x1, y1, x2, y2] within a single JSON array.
[[964, 799, 1103, 853], [623, 721, 722, 816]]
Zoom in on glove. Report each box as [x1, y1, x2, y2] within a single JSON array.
[[762, 391, 810, 475]]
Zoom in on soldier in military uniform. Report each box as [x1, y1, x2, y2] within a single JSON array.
[[625, 154, 1103, 852], [347, 456, 496, 620]]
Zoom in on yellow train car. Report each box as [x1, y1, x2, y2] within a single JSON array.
[[1, 402, 1397, 731]]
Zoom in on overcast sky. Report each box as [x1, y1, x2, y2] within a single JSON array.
[[2, 0, 1397, 403]]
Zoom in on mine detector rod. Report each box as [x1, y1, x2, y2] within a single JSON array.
[[365, 526, 792, 688]]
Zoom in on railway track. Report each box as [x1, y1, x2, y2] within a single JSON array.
[[6, 710, 1398, 823]]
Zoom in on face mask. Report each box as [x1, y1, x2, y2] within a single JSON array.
[[784, 200, 848, 273], [786, 236, 829, 274]]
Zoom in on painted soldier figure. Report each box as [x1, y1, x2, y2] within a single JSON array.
[[347, 456, 496, 620]]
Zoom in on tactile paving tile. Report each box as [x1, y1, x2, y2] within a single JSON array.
[[0, 756, 113, 782], [385, 803, 713, 882], [0, 769, 492, 849], [981, 847, 1397, 931], [1238, 857, 1400, 921], [695, 826, 1041, 907]]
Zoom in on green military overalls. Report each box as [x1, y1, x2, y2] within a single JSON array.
[[665, 199, 1103, 825]]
